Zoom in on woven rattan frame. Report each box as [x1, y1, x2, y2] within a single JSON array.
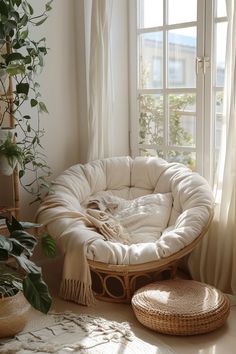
[[131, 279, 230, 335], [88, 211, 213, 303]]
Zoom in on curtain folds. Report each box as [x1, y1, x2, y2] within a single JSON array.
[[188, 0, 236, 295], [87, 0, 113, 162]]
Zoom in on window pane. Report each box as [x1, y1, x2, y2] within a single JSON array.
[[139, 32, 163, 89], [168, 0, 197, 25], [168, 93, 196, 148], [139, 94, 164, 145], [215, 92, 224, 171], [138, 0, 163, 28], [215, 22, 227, 87], [217, 0, 227, 17], [168, 27, 196, 88], [166, 150, 196, 170], [216, 91, 223, 113], [140, 148, 164, 158], [169, 93, 196, 112], [140, 148, 196, 170], [169, 114, 196, 147]]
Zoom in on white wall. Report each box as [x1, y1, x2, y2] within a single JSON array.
[[20, 0, 79, 219]]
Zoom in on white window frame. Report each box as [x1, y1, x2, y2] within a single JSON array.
[[129, 0, 227, 185]]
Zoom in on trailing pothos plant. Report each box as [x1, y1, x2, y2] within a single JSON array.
[[0, 0, 53, 203], [0, 214, 56, 313]]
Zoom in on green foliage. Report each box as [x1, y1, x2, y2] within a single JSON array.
[[139, 93, 196, 168], [0, 0, 53, 202], [0, 132, 24, 167], [0, 215, 53, 313], [41, 232, 56, 258]]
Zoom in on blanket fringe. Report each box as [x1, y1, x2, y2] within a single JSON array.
[[59, 279, 95, 306]]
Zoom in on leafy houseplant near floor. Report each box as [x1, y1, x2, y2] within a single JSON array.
[[0, 214, 56, 338], [0, 0, 53, 202]]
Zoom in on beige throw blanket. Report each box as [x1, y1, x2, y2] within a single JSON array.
[[35, 195, 130, 306]]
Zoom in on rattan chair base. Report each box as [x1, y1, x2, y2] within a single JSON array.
[[89, 260, 177, 303], [132, 279, 230, 335]]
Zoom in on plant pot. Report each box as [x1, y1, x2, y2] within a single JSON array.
[[0, 154, 17, 176], [0, 291, 31, 338]]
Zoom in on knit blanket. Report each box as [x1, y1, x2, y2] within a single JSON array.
[[36, 195, 131, 305]]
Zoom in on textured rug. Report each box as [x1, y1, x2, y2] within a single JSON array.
[[0, 312, 174, 354]]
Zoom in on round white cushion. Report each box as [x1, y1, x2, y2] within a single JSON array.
[[38, 156, 214, 265]]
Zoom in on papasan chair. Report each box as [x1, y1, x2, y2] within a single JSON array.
[[36, 156, 214, 305]]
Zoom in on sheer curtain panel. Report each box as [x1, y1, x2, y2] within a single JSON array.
[[87, 0, 113, 161], [188, 0, 236, 295]]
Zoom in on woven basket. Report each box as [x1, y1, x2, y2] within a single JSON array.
[[132, 279, 230, 335], [0, 291, 31, 338]]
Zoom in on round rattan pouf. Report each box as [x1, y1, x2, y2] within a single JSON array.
[[131, 279, 230, 335]]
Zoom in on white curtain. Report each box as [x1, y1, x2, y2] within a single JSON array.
[[188, 0, 236, 295], [87, 0, 113, 162]]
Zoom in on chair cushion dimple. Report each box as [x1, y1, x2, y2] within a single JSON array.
[[82, 160, 107, 195], [105, 156, 132, 190], [132, 279, 230, 335]]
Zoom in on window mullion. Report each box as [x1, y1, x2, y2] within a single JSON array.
[[203, 0, 214, 183], [129, 0, 139, 157], [163, 0, 168, 160]]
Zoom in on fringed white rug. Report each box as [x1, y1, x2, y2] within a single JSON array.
[[0, 312, 174, 354]]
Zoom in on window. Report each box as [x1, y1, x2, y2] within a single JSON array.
[[129, 0, 228, 184]]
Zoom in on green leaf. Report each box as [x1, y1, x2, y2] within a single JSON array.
[[21, 1, 28, 14], [0, 248, 9, 261], [19, 169, 25, 178], [39, 101, 48, 113], [9, 238, 30, 257], [15, 254, 41, 274], [0, 1, 8, 17], [46, 0, 53, 11], [38, 46, 47, 54], [0, 235, 12, 253], [24, 55, 31, 64], [35, 16, 47, 27], [16, 82, 29, 95], [0, 23, 5, 39], [15, 0, 22, 6], [27, 3, 34, 15], [10, 11, 20, 22], [11, 280, 23, 291], [6, 63, 25, 76], [6, 216, 23, 233], [23, 273, 52, 313], [30, 98, 38, 107], [41, 233, 56, 258], [20, 221, 42, 229], [5, 19, 17, 30], [20, 13, 28, 26], [5, 52, 24, 65], [10, 230, 37, 252], [20, 28, 28, 40]]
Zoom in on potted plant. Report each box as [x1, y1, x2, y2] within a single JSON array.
[[0, 214, 55, 338], [0, 0, 53, 202], [0, 131, 24, 175]]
